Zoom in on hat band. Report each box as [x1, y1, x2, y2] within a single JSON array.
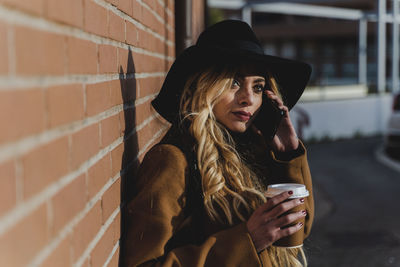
[[230, 40, 264, 55]]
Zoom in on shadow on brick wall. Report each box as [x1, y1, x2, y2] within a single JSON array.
[[118, 48, 140, 266]]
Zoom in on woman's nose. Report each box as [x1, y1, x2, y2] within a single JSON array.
[[237, 84, 254, 106]]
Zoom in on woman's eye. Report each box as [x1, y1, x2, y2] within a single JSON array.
[[254, 84, 265, 93], [231, 79, 240, 88]]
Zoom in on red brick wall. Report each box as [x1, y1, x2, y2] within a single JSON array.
[[0, 0, 175, 266]]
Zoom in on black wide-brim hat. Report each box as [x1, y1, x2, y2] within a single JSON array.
[[152, 20, 312, 123]]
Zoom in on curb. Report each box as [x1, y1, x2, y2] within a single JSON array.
[[375, 146, 400, 173]]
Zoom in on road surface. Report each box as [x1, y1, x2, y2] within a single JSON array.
[[305, 137, 400, 267]]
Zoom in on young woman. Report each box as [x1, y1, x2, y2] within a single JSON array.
[[122, 20, 314, 267]]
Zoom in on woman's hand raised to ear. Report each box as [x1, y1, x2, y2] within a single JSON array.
[[246, 191, 306, 253], [264, 90, 299, 152]]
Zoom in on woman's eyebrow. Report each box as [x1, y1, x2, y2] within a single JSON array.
[[254, 78, 266, 83], [235, 74, 265, 83]]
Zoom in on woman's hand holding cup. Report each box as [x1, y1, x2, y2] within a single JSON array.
[[246, 190, 306, 253]]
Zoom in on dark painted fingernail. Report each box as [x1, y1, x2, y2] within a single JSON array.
[[288, 191, 293, 195], [302, 210, 307, 215], [300, 198, 305, 203], [298, 222, 303, 227]]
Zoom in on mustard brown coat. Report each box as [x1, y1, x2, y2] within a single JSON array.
[[122, 135, 314, 267]]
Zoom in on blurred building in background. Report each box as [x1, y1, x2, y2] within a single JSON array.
[[208, 0, 398, 91], [208, 0, 399, 141]]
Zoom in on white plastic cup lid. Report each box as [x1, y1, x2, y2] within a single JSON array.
[[265, 183, 309, 199]]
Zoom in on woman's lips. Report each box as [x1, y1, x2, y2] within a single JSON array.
[[232, 111, 251, 121]]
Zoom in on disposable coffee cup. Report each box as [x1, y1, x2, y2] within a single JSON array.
[[265, 183, 309, 248]]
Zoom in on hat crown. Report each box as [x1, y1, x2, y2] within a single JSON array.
[[196, 20, 262, 52]]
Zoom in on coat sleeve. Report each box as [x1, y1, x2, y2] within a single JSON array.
[[122, 144, 262, 267], [267, 140, 315, 238]]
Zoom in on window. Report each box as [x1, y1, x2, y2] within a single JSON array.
[[264, 44, 277, 56], [342, 63, 357, 77], [281, 42, 296, 58]]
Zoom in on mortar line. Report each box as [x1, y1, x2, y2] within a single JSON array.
[[0, 92, 158, 162], [0, 5, 174, 59], [28, 173, 121, 267], [74, 207, 120, 267], [93, 0, 174, 46], [0, 72, 167, 90], [101, 240, 120, 267], [0, 113, 163, 236]]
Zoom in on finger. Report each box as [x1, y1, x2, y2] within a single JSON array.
[[267, 198, 305, 219], [276, 221, 304, 240], [254, 191, 290, 216], [263, 191, 293, 211], [271, 209, 307, 229], [265, 92, 283, 105]]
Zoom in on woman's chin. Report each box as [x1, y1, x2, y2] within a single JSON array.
[[224, 122, 249, 133]]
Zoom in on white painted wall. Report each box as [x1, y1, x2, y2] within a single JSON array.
[[290, 94, 393, 141]]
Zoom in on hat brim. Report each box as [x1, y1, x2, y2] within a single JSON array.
[[151, 45, 312, 123]]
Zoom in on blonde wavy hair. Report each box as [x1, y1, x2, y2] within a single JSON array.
[[179, 64, 307, 267]]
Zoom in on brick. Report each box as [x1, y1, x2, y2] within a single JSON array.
[[119, 76, 138, 104], [42, 235, 72, 267], [84, 0, 108, 37], [115, 131, 139, 168], [51, 174, 86, 236], [46, 0, 83, 28], [133, 52, 165, 73], [126, 21, 138, 46], [137, 76, 163, 98], [111, 143, 123, 176], [109, 79, 123, 107], [86, 82, 111, 116], [72, 201, 102, 261], [143, 0, 156, 11], [112, 210, 121, 244], [137, 117, 166, 152], [142, 6, 158, 32], [107, 246, 119, 267], [135, 100, 154, 126], [99, 45, 118, 74], [47, 84, 85, 128], [101, 178, 120, 223], [105, 0, 118, 6], [0, 160, 16, 216], [131, 0, 142, 21], [108, 11, 125, 42], [118, 47, 129, 73], [67, 37, 97, 74], [117, 107, 133, 138], [118, 111, 126, 137], [0, 22, 8, 74], [117, 0, 132, 16], [137, 28, 150, 50], [0, 204, 48, 266], [90, 222, 114, 267], [168, 43, 175, 58], [167, 25, 174, 42], [1, 0, 44, 16], [167, 0, 174, 12], [70, 124, 100, 169], [0, 89, 46, 144], [154, 1, 165, 19], [101, 114, 120, 148], [22, 136, 69, 199], [87, 154, 112, 199], [15, 26, 65, 75], [82, 258, 91, 267]]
